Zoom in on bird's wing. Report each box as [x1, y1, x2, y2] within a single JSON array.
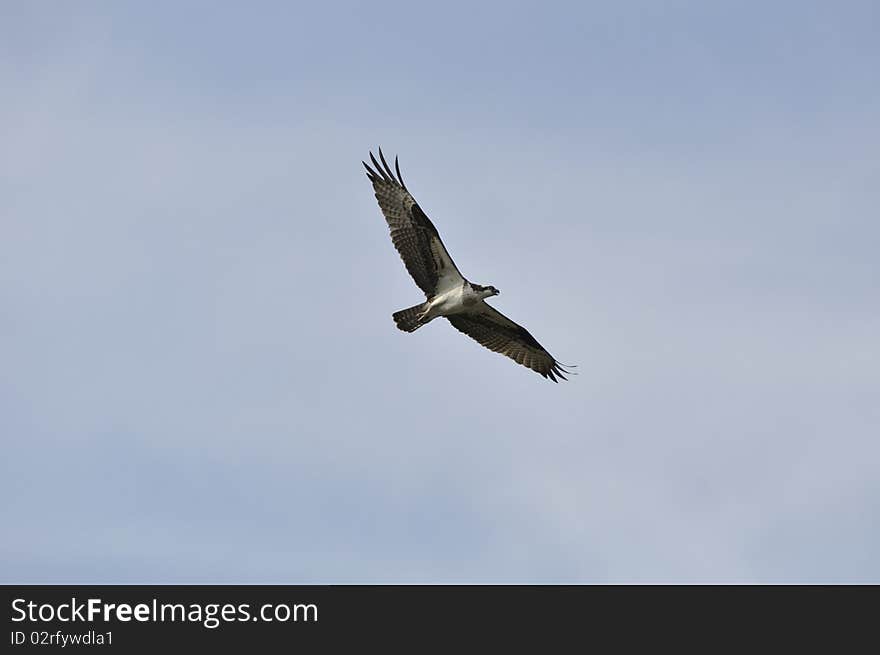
[[364, 149, 464, 297], [446, 304, 573, 382]]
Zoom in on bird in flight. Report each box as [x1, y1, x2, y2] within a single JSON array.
[[364, 149, 574, 382], [363, 148, 573, 382]]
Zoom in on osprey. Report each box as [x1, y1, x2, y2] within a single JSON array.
[[364, 149, 574, 382]]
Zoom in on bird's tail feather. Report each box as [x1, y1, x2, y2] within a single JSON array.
[[393, 302, 430, 332]]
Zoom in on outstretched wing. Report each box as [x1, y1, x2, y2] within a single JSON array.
[[447, 304, 573, 382], [364, 149, 463, 297]]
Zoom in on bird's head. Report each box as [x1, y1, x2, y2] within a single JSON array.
[[474, 284, 499, 298]]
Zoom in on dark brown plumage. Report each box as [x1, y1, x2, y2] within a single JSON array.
[[447, 308, 572, 382], [363, 150, 458, 297]]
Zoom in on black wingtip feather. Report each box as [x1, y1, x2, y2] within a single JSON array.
[[364, 148, 406, 189], [395, 156, 406, 190], [368, 151, 389, 182], [378, 148, 398, 185], [549, 361, 576, 382]]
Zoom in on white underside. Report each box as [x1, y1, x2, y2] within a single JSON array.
[[423, 282, 483, 320]]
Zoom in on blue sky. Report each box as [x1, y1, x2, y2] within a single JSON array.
[[2, 1, 878, 582]]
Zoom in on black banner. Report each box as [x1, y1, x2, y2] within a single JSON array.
[[1, 585, 873, 649]]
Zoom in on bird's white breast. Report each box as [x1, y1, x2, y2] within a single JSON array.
[[428, 283, 477, 317]]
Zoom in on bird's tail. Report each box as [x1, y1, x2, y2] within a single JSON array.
[[392, 302, 430, 332]]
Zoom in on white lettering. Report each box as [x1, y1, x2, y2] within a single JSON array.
[[11, 599, 26, 621], [71, 598, 86, 621]]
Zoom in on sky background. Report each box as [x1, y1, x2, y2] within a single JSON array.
[[2, 1, 878, 582]]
